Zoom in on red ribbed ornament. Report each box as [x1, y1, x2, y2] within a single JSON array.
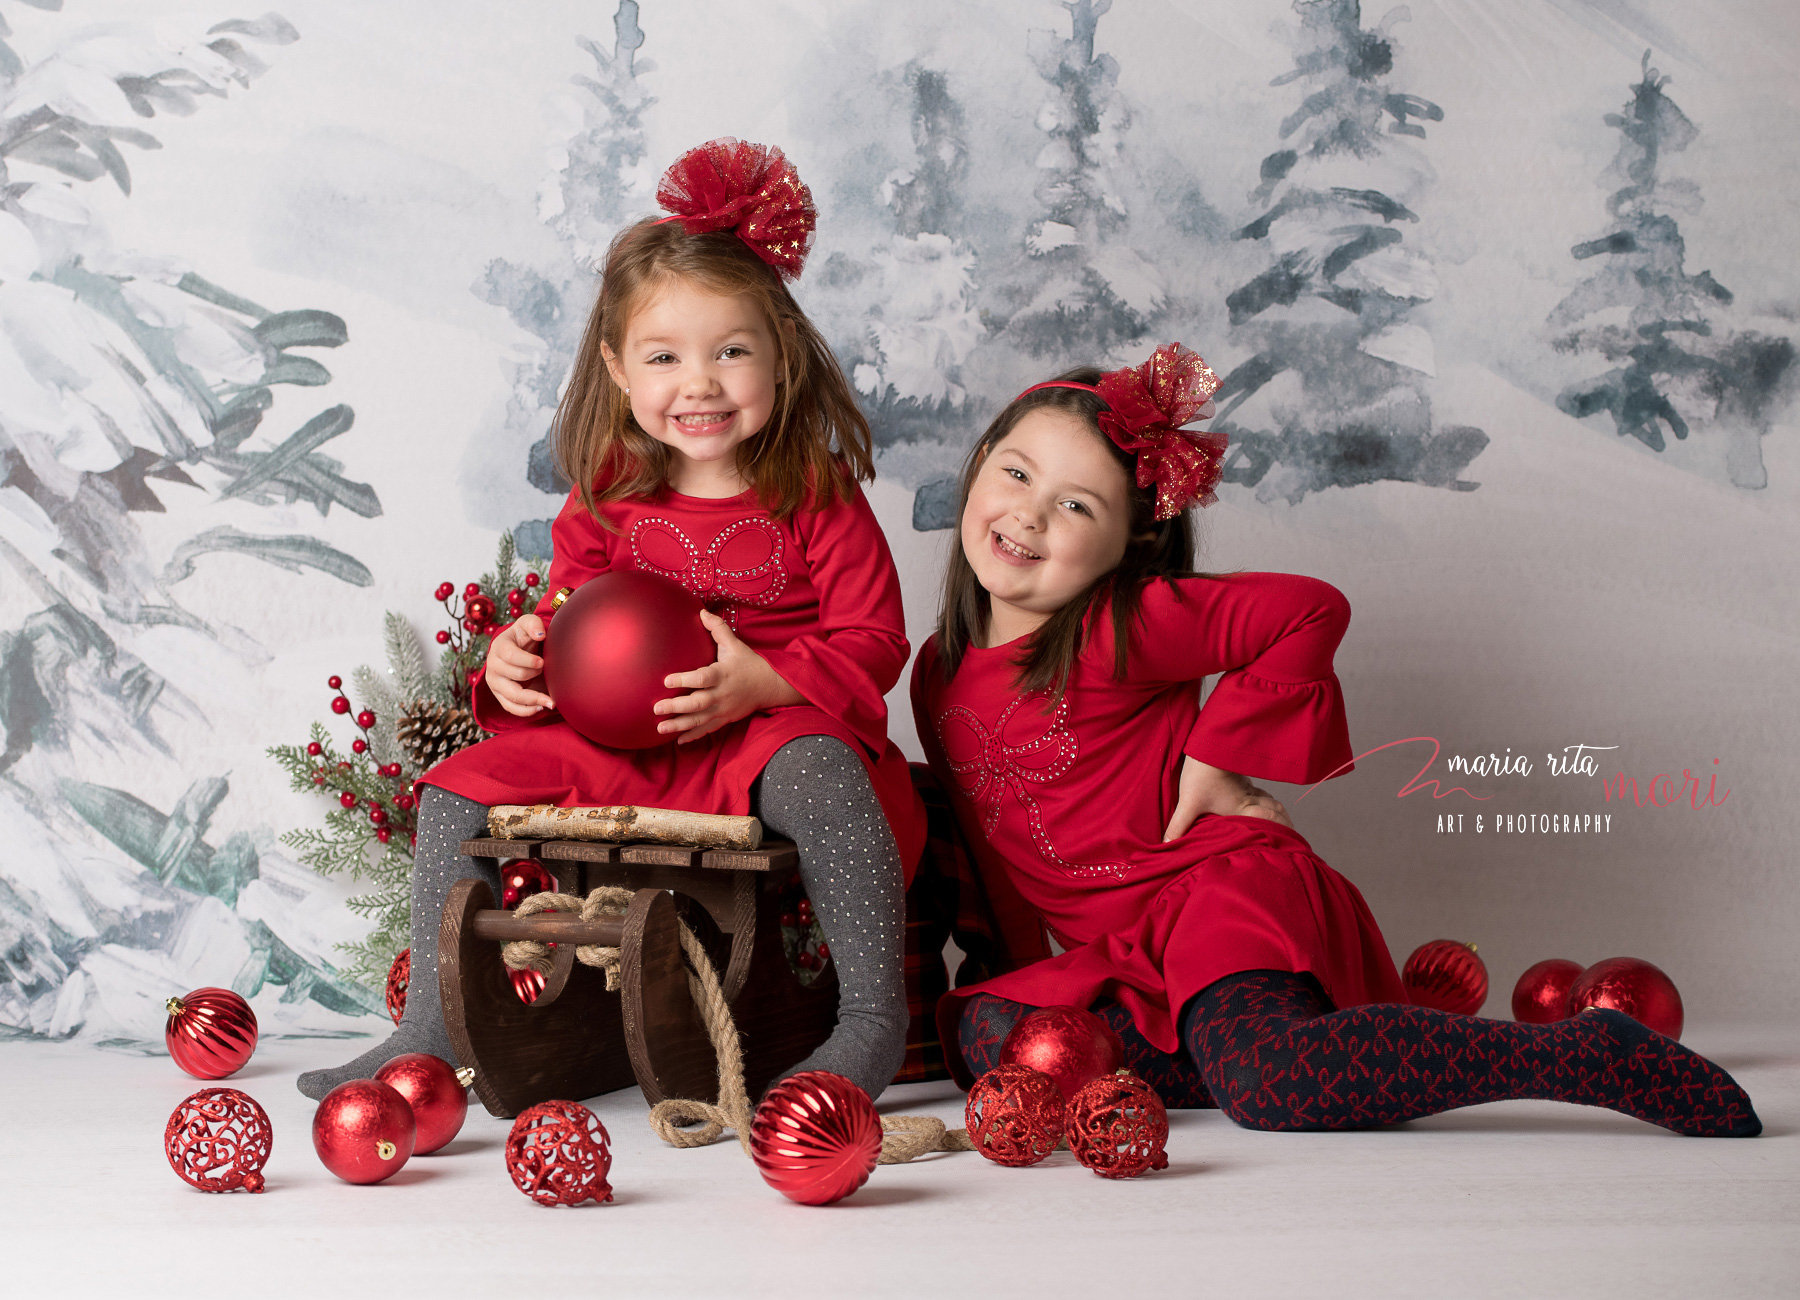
[[165, 986, 258, 1079], [999, 1005, 1124, 1102], [1511, 958, 1583, 1024], [385, 948, 410, 1025], [1401, 940, 1489, 1015], [511, 966, 547, 1004], [164, 1088, 272, 1193], [1566, 956, 1684, 1039], [375, 1053, 473, 1155], [312, 1079, 415, 1184], [965, 1064, 1066, 1167], [1066, 1070, 1169, 1179], [505, 1100, 614, 1206], [749, 1070, 882, 1205]]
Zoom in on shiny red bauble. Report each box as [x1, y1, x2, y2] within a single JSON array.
[[384, 949, 410, 1024], [165, 1087, 272, 1193], [500, 859, 558, 910], [1401, 940, 1489, 1015], [541, 571, 714, 749], [1512, 958, 1584, 1024], [999, 1005, 1125, 1103], [505, 1100, 614, 1206], [749, 1070, 883, 1205], [965, 1064, 1066, 1167], [511, 966, 547, 1004], [165, 987, 258, 1079], [312, 1079, 415, 1184], [374, 1053, 473, 1155], [1567, 956, 1684, 1039], [1066, 1070, 1169, 1179]]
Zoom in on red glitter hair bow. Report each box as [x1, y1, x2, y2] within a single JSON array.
[[1020, 343, 1227, 520], [655, 138, 818, 281]]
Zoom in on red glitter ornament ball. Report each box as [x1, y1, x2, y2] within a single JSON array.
[[965, 1064, 1066, 1167], [1512, 958, 1584, 1024], [385, 948, 410, 1025], [1567, 956, 1684, 1039], [505, 1100, 614, 1207], [999, 1005, 1125, 1102], [165, 987, 258, 1079], [1066, 1070, 1169, 1179], [164, 1088, 272, 1193], [541, 571, 715, 749], [1402, 940, 1489, 1015], [749, 1070, 883, 1205], [312, 1079, 415, 1184], [375, 1053, 473, 1155]]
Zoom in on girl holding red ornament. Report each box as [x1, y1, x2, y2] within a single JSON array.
[[299, 139, 922, 1105], [914, 344, 1761, 1138]]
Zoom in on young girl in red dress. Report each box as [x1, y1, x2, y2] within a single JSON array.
[[300, 140, 923, 1102], [913, 343, 1760, 1137]]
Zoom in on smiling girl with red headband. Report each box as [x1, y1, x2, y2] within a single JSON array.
[[914, 344, 1760, 1137]]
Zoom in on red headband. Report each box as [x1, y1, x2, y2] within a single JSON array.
[[1016, 343, 1227, 520], [654, 138, 817, 280]]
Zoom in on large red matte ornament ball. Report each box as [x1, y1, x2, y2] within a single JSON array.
[[165, 1088, 272, 1193], [965, 1064, 1066, 1167], [505, 1100, 614, 1207], [385, 948, 410, 1025], [1566, 956, 1684, 1039], [374, 1053, 473, 1155], [999, 1005, 1125, 1102], [312, 1079, 415, 1184], [541, 572, 715, 749], [1066, 1070, 1170, 1179], [165, 987, 258, 1079], [1512, 958, 1584, 1024], [749, 1070, 883, 1205], [1401, 940, 1489, 1015]]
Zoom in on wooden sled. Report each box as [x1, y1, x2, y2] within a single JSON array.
[[441, 836, 839, 1119]]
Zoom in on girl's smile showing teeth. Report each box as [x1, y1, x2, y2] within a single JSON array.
[[992, 531, 1042, 563], [674, 411, 735, 432]]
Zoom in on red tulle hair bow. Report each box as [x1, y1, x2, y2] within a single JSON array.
[[655, 138, 817, 280]]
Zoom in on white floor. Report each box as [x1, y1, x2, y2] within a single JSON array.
[[4, 1025, 1797, 1299]]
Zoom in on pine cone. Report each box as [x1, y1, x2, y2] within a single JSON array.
[[397, 700, 484, 770]]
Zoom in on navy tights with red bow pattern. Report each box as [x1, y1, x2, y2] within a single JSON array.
[[958, 970, 1760, 1137]]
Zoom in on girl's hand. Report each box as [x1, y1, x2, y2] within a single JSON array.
[[1161, 756, 1294, 842], [655, 609, 805, 744], [485, 614, 555, 716]]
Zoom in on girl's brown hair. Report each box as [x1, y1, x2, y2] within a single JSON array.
[[553, 219, 874, 521], [934, 369, 1233, 699]]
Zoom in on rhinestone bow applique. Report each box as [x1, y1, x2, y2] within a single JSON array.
[[629, 516, 788, 627]]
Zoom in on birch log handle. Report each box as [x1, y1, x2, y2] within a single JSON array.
[[487, 804, 763, 851]]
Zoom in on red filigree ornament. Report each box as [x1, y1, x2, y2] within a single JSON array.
[[1512, 958, 1584, 1024], [165, 986, 259, 1079], [374, 1053, 474, 1155], [965, 1064, 1066, 1168], [1066, 1070, 1170, 1179], [1566, 956, 1684, 1039], [164, 1087, 272, 1193], [1402, 940, 1489, 1015], [999, 1005, 1125, 1102], [749, 1070, 883, 1205], [505, 1100, 614, 1207], [313, 1079, 415, 1184], [385, 948, 410, 1025]]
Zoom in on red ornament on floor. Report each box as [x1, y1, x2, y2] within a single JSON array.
[[165, 1088, 272, 1193], [385, 948, 410, 1025], [1066, 1070, 1169, 1179], [313, 1079, 415, 1184], [375, 1053, 474, 1155], [965, 1064, 1066, 1167], [1567, 956, 1684, 1039], [541, 571, 715, 749], [1512, 958, 1583, 1024], [165, 986, 259, 1079], [1401, 940, 1489, 1014], [999, 1005, 1125, 1102], [749, 1070, 882, 1205], [505, 1100, 614, 1206]]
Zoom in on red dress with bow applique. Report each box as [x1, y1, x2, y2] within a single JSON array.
[[421, 478, 926, 877], [913, 573, 1404, 1083]]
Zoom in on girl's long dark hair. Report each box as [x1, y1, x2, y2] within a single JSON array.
[[934, 369, 1234, 699]]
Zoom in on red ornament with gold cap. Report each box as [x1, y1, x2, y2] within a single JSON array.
[[312, 1078, 416, 1184], [1566, 956, 1684, 1038], [165, 986, 258, 1079], [374, 1053, 474, 1155], [1401, 939, 1489, 1015]]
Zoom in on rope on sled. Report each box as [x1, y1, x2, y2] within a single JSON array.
[[499, 888, 635, 990]]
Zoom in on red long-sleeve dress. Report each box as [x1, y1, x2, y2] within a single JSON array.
[[421, 478, 927, 877], [913, 572, 1404, 1078]]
